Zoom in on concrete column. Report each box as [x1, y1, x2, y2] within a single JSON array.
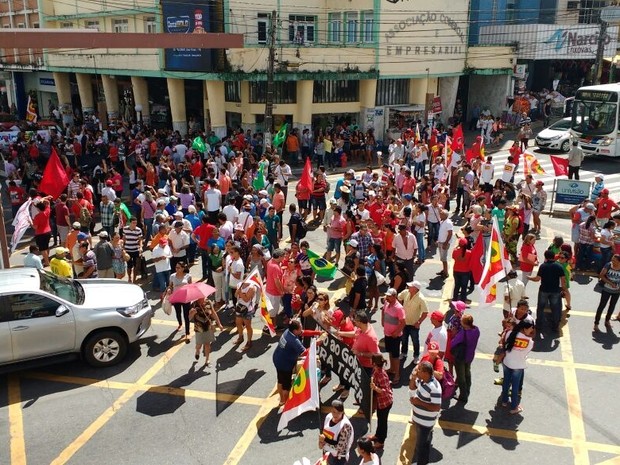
[[439, 76, 459, 125], [205, 80, 226, 139], [101, 75, 119, 127], [53, 72, 74, 126], [76, 72, 95, 117], [293, 80, 313, 131], [131, 76, 150, 125], [359, 79, 377, 132], [202, 81, 210, 131], [167, 77, 187, 134], [239, 81, 256, 133]]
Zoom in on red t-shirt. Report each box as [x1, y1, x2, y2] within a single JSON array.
[[33, 207, 51, 235], [596, 198, 618, 219], [452, 248, 472, 273], [8, 186, 25, 206], [352, 325, 379, 368], [194, 223, 215, 250], [519, 243, 537, 272], [402, 177, 416, 195], [420, 354, 445, 375], [265, 260, 284, 296]]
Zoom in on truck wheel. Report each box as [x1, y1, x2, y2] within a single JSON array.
[[83, 331, 127, 367]]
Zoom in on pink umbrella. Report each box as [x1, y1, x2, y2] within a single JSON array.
[[168, 282, 216, 304]]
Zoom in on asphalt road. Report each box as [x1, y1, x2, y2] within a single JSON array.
[[2, 143, 620, 465]]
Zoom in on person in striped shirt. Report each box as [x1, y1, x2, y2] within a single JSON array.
[[409, 360, 442, 465], [122, 217, 143, 283]]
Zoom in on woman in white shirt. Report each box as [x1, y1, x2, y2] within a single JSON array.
[[500, 316, 535, 414]]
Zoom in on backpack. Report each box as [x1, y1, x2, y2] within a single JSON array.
[[79, 203, 92, 228]]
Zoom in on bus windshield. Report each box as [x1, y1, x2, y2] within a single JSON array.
[[571, 100, 616, 136]]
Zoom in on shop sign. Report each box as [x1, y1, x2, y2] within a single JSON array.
[[544, 28, 610, 56], [555, 180, 591, 205], [385, 13, 465, 44], [431, 96, 442, 113], [162, 0, 213, 72], [39, 78, 55, 87]]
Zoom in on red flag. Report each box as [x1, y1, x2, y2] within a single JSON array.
[[470, 233, 485, 284], [550, 155, 569, 177], [465, 148, 475, 163], [298, 156, 313, 193], [451, 124, 464, 152], [39, 147, 69, 199]]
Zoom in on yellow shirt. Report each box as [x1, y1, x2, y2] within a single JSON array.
[[50, 257, 73, 278], [398, 289, 428, 325]]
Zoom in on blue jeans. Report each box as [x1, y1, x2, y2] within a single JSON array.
[[200, 248, 210, 280], [428, 222, 440, 245], [401, 325, 420, 357], [453, 271, 470, 302], [415, 231, 426, 261], [414, 160, 426, 179], [413, 423, 434, 465], [144, 217, 154, 242], [536, 290, 562, 332], [501, 364, 524, 409], [154, 270, 170, 292]]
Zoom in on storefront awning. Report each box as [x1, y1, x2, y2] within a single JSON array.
[[392, 105, 425, 112]]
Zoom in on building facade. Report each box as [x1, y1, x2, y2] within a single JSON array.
[[1, 0, 514, 138]]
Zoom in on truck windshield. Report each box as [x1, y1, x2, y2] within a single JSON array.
[[38, 270, 85, 305], [571, 100, 616, 136]]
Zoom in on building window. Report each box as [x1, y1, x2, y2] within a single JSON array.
[[60, 22, 73, 29], [249, 81, 297, 104], [328, 13, 342, 43], [313, 80, 359, 103], [289, 15, 315, 44], [225, 81, 241, 103], [361, 11, 374, 43], [85, 20, 100, 30], [345, 12, 358, 44], [145, 16, 157, 33], [579, 0, 603, 23], [113, 19, 129, 33], [376, 79, 410, 106], [257, 13, 270, 44], [17, 23, 25, 28], [33, 22, 40, 28]]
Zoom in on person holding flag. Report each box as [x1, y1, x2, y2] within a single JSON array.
[[478, 216, 512, 306], [234, 271, 261, 352], [273, 319, 306, 406]]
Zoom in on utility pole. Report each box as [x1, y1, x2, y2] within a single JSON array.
[[264, 10, 277, 147], [593, 20, 608, 84]]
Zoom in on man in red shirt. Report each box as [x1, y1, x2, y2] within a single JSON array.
[[191, 216, 216, 281], [366, 192, 384, 226], [70, 191, 94, 232], [55, 194, 71, 246], [7, 180, 26, 217], [595, 189, 619, 227], [265, 249, 285, 320]]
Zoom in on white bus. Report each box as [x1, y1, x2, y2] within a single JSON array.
[[570, 83, 620, 157]]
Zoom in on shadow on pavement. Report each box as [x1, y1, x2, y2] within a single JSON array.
[[215, 368, 265, 417], [591, 326, 620, 350], [136, 362, 210, 416]]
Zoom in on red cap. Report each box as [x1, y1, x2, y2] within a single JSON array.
[[430, 311, 444, 322], [105, 180, 113, 186], [332, 309, 345, 327], [602, 188, 609, 195], [158, 237, 168, 246]]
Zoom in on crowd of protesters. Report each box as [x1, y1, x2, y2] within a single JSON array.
[[6, 115, 620, 465]]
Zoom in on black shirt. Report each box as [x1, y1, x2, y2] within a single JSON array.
[[349, 277, 367, 310], [537, 260, 565, 293]]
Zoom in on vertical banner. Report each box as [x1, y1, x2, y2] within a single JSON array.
[[162, 0, 213, 72], [317, 332, 372, 420]]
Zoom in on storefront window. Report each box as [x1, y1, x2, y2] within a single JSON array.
[[376, 79, 410, 106], [313, 80, 359, 103]]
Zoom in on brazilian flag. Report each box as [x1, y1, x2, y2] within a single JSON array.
[[272, 123, 288, 148], [307, 249, 337, 279]]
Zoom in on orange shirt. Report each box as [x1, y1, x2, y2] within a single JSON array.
[[273, 191, 285, 212], [219, 174, 231, 195], [66, 230, 78, 251], [286, 134, 299, 152]]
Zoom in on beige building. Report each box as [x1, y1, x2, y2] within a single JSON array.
[[2, 0, 514, 137]]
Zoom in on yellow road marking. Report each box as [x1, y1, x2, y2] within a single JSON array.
[[222, 388, 279, 465], [50, 338, 186, 465], [560, 323, 590, 465], [596, 457, 620, 465], [8, 374, 26, 465]]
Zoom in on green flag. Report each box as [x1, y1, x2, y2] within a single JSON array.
[[272, 123, 288, 148], [307, 249, 337, 280], [253, 164, 265, 191], [192, 136, 206, 153]]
